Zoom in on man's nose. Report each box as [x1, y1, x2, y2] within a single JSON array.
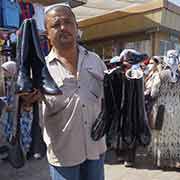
[[60, 23, 65, 31], [60, 21, 67, 31]]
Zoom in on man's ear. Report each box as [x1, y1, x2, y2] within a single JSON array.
[[45, 31, 52, 47], [45, 31, 51, 43], [43, 30, 48, 37]]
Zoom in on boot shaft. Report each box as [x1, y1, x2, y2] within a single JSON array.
[[16, 18, 64, 95], [16, 20, 33, 94]]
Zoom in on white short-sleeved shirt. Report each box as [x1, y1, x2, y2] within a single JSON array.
[[42, 45, 107, 167]]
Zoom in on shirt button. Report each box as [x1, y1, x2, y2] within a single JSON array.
[[84, 121, 87, 125], [82, 104, 85, 108]]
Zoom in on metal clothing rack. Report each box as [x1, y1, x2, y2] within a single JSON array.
[[0, 27, 17, 33]]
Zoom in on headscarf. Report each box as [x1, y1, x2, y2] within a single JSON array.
[[1, 61, 17, 76], [110, 56, 120, 64], [164, 49, 179, 82], [152, 56, 161, 64]]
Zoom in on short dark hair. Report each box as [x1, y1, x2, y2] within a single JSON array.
[[44, 5, 76, 29]]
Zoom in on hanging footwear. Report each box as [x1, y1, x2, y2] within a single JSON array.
[[29, 18, 62, 95], [124, 68, 144, 147], [15, 19, 33, 95], [120, 49, 148, 65], [122, 77, 136, 147], [134, 75, 151, 146], [126, 67, 151, 146]]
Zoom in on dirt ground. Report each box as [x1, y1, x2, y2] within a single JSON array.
[[0, 150, 180, 180], [0, 157, 51, 180]]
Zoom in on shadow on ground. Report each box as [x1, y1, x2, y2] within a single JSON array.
[[105, 148, 180, 173]]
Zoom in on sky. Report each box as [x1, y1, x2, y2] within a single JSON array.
[[169, 0, 180, 6]]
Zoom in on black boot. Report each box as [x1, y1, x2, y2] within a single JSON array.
[[123, 68, 145, 147], [29, 19, 62, 95], [27, 102, 46, 160], [124, 147, 136, 167], [16, 20, 33, 95], [134, 76, 151, 146], [128, 53, 148, 65], [121, 49, 148, 65], [122, 77, 135, 146]]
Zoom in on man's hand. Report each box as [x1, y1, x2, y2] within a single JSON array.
[[20, 89, 43, 107]]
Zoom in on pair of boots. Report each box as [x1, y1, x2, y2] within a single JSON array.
[[16, 19, 62, 95]]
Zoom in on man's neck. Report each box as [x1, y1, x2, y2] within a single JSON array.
[[53, 45, 79, 76], [54, 45, 78, 63]]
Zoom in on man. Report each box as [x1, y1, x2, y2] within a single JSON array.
[[23, 3, 107, 180]]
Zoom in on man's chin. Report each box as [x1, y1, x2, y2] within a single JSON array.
[[60, 44, 73, 50]]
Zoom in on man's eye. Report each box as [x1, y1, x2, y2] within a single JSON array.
[[51, 20, 74, 28], [64, 20, 73, 25], [52, 23, 60, 28]]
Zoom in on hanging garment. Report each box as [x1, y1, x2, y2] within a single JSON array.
[[32, 3, 45, 31], [20, 110, 33, 154], [19, 0, 34, 22], [2, 78, 17, 141], [39, 35, 49, 56], [8, 97, 25, 169], [1, 0, 21, 28], [0, 0, 3, 27]]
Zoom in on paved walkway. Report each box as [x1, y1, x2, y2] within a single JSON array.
[[0, 153, 180, 180]]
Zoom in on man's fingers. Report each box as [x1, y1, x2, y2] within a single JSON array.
[[20, 89, 42, 105]]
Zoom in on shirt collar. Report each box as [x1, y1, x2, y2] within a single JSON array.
[[45, 45, 87, 64]]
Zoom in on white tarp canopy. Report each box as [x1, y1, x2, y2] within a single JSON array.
[[73, 0, 180, 21], [73, 0, 154, 21]]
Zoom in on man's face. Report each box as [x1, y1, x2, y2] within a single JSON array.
[[45, 7, 78, 49]]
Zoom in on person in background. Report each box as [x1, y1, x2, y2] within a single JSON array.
[[144, 56, 162, 129], [147, 50, 180, 167], [144, 56, 162, 97], [0, 61, 34, 161], [109, 56, 120, 69], [163, 50, 180, 82], [0, 61, 17, 159], [21, 3, 107, 180]]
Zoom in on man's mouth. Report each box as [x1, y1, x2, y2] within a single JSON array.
[[60, 33, 71, 39]]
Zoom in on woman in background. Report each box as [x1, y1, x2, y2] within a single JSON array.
[[0, 61, 17, 159]]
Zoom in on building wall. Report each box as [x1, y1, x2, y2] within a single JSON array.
[[83, 29, 180, 61], [84, 31, 152, 60], [79, 2, 180, 59], [154, 31, 180, 56], [161, 9, 180, 32], [80, 10, 162, 42]]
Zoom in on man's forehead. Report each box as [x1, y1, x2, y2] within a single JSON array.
[[44, 3, 70, 13], [46, 6, 74, 18]]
